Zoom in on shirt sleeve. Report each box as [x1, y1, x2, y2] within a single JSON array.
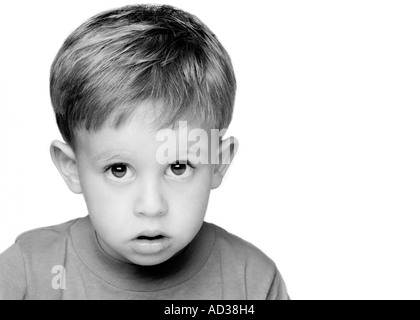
[[266, 267, 290, 300], [0, 244, 27, 300]]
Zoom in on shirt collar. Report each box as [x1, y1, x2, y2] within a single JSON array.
[[70, 216, 215, 292]]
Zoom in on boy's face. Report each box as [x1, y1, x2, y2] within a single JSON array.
[[71, 104, 225, 266]]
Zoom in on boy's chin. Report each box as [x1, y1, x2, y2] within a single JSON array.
[[126, 245, 189, 267], [126, 252, 175, 266]]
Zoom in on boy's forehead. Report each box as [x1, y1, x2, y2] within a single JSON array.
[[73, 100, 220, 157], [74, 118, 216, 158]]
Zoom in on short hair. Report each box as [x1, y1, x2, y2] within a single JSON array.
[[50, 4, 236, 150]]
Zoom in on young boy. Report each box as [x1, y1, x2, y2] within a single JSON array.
[[0, 4, 288, 300]]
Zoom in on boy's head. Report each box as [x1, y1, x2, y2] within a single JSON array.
[[49, 5, 238, 266], [50, 4, 236, 152]]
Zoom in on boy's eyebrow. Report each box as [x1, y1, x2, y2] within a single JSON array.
[[93, 152, 126, 162], [92, 144, 208, 162]]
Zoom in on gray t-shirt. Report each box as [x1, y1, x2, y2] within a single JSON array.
[[0, 217, 288, 300]]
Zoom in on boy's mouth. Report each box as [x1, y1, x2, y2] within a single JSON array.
[[136, 235, 165, 241], [132, 232, 172, 254], [134, 230, 169, 241]]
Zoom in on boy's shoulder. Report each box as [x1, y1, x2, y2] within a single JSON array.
[[205, 222, 288, 299], [15, 217, 83, 253], [206, 222, 277, 270]]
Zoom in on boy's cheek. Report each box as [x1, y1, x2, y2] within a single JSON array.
[[81, 181, 130, 217], [167, 184, 211, 214]]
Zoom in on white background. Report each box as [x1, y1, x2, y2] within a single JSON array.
[[1, 0, 420, 300]]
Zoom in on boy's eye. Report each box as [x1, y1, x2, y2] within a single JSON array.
[[171, 162, 187, 175], [167, 160, 196, 178], [111, 164, 127, 178], [104, 163, 135, 181]]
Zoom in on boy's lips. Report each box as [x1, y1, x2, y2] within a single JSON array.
[[133, 230, 169, 240], [131, 230, 172, 254]]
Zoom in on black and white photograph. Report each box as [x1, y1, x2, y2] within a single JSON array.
[[1, 0, 420, 301]]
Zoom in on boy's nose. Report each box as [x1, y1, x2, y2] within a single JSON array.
[[133, 179, 168, 217]]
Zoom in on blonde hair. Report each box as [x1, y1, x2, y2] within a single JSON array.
[[50, 4, 236, 150]]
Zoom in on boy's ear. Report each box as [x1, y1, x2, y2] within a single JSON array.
[[50, 140, 82, 194], [211, 136, 239, 189]]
